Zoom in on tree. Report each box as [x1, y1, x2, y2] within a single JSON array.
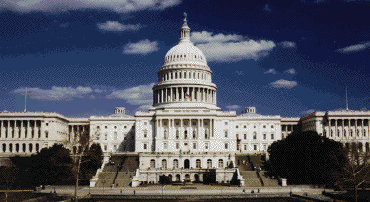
[[0, 166, 19, 202], [340, 142, 370, 202], [63, 127, 99, 202], [268, 131, 346, 185]]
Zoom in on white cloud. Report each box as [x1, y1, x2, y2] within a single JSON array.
[[196, 40, 276, 62], [280, 41, 296, 48], [264, 4, 271, 11], [191, 31, 243, 44], [106, 83, 154, 105], [337, 41, 370, 53], [226, 105, 240, 111], [270, 79, 297, 89], [264, 69, 277, 74], [284, 68, 296, 74], [97, 21, 142, 31], [123, 39, 159, 54], [301, 109, 315, 115], [13, 86, 93, 101], [1, 0, 181, 13]]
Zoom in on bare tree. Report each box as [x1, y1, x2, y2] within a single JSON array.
[[0, 165, 19, 202], [63, 126, 99, 202], [341, 142, 370, 202]]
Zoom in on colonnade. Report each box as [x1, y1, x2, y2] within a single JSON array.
[[325, 118, 370, 139], [156, 118, 214, 141], [0, 120, 41, 140], [159, 70, 210, 82], [281, 124, 297, 138], [154, 87, 216, 105], [68, 125, 89, 143]]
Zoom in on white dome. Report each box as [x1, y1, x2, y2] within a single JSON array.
[[163, 41, 207, 66]]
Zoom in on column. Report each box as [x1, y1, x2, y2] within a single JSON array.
[[328, 119, 331, 138], [342, 119, 345, 139], [187, 87, 189, 100], [27, 121, 30, 139], [181, 87, 184, 101], [335, 119, 338, 140], [355, 119, 358, 138], [157, 90, 160, 104], [7, 120, 10, 139], [361, 119, 364, 138], [191, 87, 194, 101], [40, 121, 43, 139], [176, 87, 179, 101], [161, 89, 163, 103], [214, 91, 217, 104], [0, 121, 3, 139], [198, 119, 200, 139], [170, 88, 173, 102], [210, 119, 213, 137], [180, 119, 183, 140], [20, 121, 24, 139], [202, 88, 205, 102]]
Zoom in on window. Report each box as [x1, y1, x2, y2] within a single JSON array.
[[114, 132, 117, 140], [46, 123, 49, 126], [225, 131, 228, 138], [105, 133, 108, 140], [124, 126, 127, 129], [204, 122, 208, 126], [205, 143, 209, 150], [225, 143, 228, 149], [236, 125, 239, 129], [105, 126, 107, 129], [176, 130, 179, 139], [253, 132, 257, 140], [193, 130, 197, 139], [184, 130, 188, 139], [271, 125, 274, 129], [225, 122, 228, 125], [218, 159, 224, 168], [244, 134, 247, 139], [173, 159, 179, 169], [45, 131, 48, 138], [114, 126, 117, 129], [164, 130, 168, 139], [205, 130, 208, 139], [263, 134, 266, 140], [254, 125, 256, 128], [113, 145, 117, 151], [144, 131, 147, 138], [144, 143, 147, 150], [254, 145, 257, 151], [162, 159, 167, 169], [104, 145, 107, 151], [271, 134, 274, 139], [207, 159, 212, 168], [163, 143, 167, 150], [192, 122, 196, 126], [150, 159, 155, 168], [144, 122, 147, 125], [164, 122, 167, 126], [193, 143, 197, 149], [96, 134, 100, 140], [244, 144, 247, 150], [196, 159, 201, 168], [97, 126, 100, 129], [263, 145, 267, 151], [244, 125, 247, 129], [176, 142, 179, 149]]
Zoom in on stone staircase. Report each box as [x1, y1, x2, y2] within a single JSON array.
[[240, 171, 262, 187], [95, 155, 139, 187], [260, 171, 279, 187]]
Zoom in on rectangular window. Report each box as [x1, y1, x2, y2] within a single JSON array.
[[114, 132, 117, 140], [225, 143, 228, 149], [144, 144, 147, 150], [96, 134, 100, 140], [244, 134, 246, 139], [271, 134, 274, 139], [193, 143, 196, 149], [205, 143, 209, 150], [164, 143, 167, 150], [104, 145, 107, 151], [176, 143, 179, 149], [225, 131, 228, 138], [113, 145, 117, 151], [244, 144, 247, 150], [105, 134, 108, 140], [144, 131, 147, 138], [263, 134, 266, 139], [263, 145, 267, 151], [254, 145, 257, 151]]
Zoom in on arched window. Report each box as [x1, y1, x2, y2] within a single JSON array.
[[218, 159, 224, 168], [162, 159, 167, 169], [359, 142, 363, 152], [350, 130, 353, 137], [36, 143, 39, 152], [2, 144, 6, 153], [150, 159, 155, 168], [366, 142, 369, 152], [357, 129, 360, 137], [175, 72, 178, 79], [9, 143, 13, 152], [29, 144, 32, 152], [22, 143, 26, 152], [173, 159, 178, 169], [337, 131, 340, 137], [184, 130, 188, 139], [196, 159, 201, 168], [207, 159, 212, 168]]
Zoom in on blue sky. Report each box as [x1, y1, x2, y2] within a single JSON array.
[[1, 0, 370, 118]]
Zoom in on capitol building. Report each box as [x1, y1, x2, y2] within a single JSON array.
[[0, 14, 368, 186]]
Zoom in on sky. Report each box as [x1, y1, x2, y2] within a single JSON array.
[[1, 0, 370, 118]]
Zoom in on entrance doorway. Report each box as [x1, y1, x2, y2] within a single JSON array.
[[184, 159, 190, 169], [194, 174, 199, 182]]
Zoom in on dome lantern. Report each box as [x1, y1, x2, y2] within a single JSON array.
[[179, 12, 190, 43]]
